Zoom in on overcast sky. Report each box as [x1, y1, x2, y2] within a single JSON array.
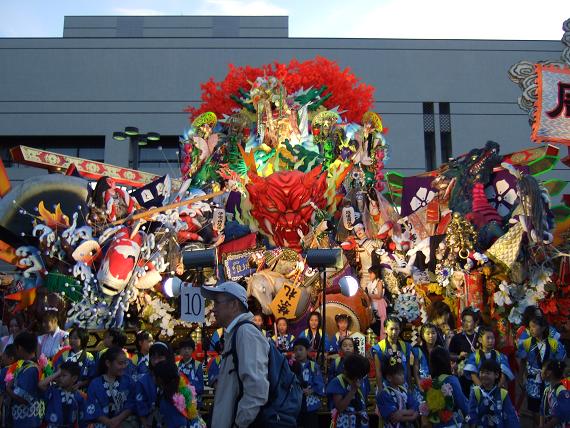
[[0, 0, 568, 40]]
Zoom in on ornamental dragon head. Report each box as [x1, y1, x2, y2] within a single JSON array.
[[246, 166, 328, 252]]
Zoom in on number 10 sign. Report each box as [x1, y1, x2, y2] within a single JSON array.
[[180, 284, 205, 323]]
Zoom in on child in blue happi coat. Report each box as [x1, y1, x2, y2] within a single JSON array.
[[328, 353, 371, 428], [131, 330, 153, 381], [463, 325, 514, 389], [0, 343, 17, 427], [411, 323, 443, 403], [466, 359, 520, 428], [329, 337, 370, 399], [424, 347, 468, 427], [5, 332, 44, 427], [517, 316, 566, 422], [540, 360, 570, 428], [85, 346, 136, 427], [376, 360, 418, 428], [152, 361, 206, 428], [97, 327, 136, 380], [177, 339, 204, 407], [516, 305, 560, 347], [299, 311, 336, 353], [39, 360, 86, 428], [136, 341, 175, 428], [272, 317, 295, 353], [292, 337, 325, 427], [53, 326, 96, 390], [371, 316, 412, 392]]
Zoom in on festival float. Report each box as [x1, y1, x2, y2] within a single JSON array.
[[0, 31, 569, 353]]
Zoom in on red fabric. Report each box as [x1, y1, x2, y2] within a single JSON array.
[[217, 233, 257, 262], [186, 57, 375, 123]]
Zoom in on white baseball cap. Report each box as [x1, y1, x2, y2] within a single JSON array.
[[201, 281, 248, 309]]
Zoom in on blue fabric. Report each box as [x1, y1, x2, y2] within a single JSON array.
[[467, 386, 520, 428], [85, 374, 135, 422], [53, 350, 96, 384], [11, 361, 44, 427], [299, 329, 336, 353], [463, 350, 514, 382], [516, 337, 566, 399], [517, 326, 560, 347], [178, 359, 204, 405], [206, 356, 221, 387], [134, 372, 157, 418], [43, 385, 85, 428], [371, 339, 412, 384], [271, 334, 295, 352], [328, 356, 370, 400], [376, 382, 418, 428], [209, 328, 224, 352], [327, 375, 369, 428], [541, 384, 570, 423], [0, 366, 7, 393], [158, 395, 204, 428], [299, 360, 325, 412]]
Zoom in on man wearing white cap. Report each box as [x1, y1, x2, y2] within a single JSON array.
[[201, 281, 269, 428]]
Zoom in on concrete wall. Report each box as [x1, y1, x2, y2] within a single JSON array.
[[0, 16, 567, 191]]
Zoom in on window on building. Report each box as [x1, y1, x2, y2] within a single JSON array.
[[0, 136, 105, 167], [137, 135, 180, 168], [439, 102, 453, 162], [423, 102, 436, 171]]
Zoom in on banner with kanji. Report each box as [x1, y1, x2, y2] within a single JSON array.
[[532, 64, 570, 145]]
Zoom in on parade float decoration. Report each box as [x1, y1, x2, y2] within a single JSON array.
[[0, 43, 569, 345]]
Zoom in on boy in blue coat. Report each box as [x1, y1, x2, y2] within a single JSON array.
[[292, 337, 325, 427], [376, 360, 419, 428], [463, 325, 514, 389], [177, 339, 204, 408], [5, 332, 44, 427], [39, 360, 86, 428], [466, 359, 520, 427]]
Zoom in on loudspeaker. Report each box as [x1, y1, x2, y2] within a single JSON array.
[[182, 249, 217, 269], [305, 249, 342, 269]]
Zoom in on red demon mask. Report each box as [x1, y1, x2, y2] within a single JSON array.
[[246, 166, 328, 252]]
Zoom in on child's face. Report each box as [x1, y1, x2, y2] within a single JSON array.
[[462, 315, 475, 333], [369, 271, 377, 280], [43, 317, 58, 333], [179, 346, 193, 361], [480, 332, 495, 350], [529, 321, 546, 339], [103, 333, 114, 348], [309, 315, 319, 330], [70, 331, 82, 351], [277, 319, 288, 335], [294, 345, 308, 362], [479, 369, 499, 389], [337, 319, 349, 332], [1, 353, 15, 367], [385, 322, 401, 342], [340, 340, 354, 355], [139, 338, 152, 355], [386, 371, 405, 386], [107, 352, 127, 377], [15, 345, 28, 360], [423, 327, 437, 346], [253, 315, 263, 329], [57, 369, 77, 390], [150, 354, 167, 368]]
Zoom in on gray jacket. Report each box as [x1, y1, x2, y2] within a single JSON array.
[[211, 312, 270, 428]]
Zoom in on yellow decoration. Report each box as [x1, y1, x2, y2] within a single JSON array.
[[269, 283, 302, 319], [426, 388, 446, 412], [192, 111, 217, 129]]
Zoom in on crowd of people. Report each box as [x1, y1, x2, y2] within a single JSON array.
[[0, 282, 569, 428]]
